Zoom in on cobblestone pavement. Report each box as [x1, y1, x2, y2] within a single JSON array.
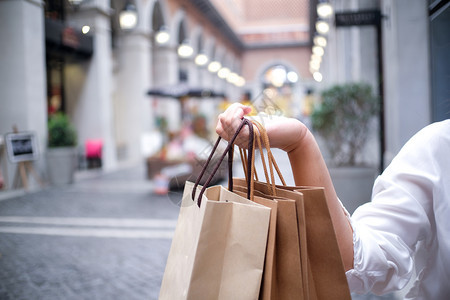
[[0, 165, 182, 300], [0, 151, 398, 300]]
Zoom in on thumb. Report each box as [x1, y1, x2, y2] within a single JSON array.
[[231, 103, 252, 119], [242, 105, 253, 116]]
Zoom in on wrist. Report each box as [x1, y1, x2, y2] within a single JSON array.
[[269, 119, 309, 153]]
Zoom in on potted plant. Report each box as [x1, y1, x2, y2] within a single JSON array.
[[46, 113, 78, 185], [311, 82, 379, 213]]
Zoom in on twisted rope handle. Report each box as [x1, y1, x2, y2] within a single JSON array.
[[238, 119, 287, 199], [251, 120, 286, 187], [192, 118, 254, 207]]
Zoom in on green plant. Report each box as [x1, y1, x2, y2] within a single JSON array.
[[48, 113, 77, 148], [311, 82, 378, 166]]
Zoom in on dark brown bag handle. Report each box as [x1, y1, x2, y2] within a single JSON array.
[[192, 118, 254, 207]]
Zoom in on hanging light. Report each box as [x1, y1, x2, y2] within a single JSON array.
[[270, 66, 287, 87], [155, 26, 170, 45], [195, 53, 209, 66], [313, 72, 323, 82], [81, 25, 90, 34], [287, 71, 298, 83], [316, 20, 330, 34], [178, 41, 193, 58], [119, 1, 138, 30], [311, 54, 322, 63], [226, 72, 239, 84], [208, 61, 222, 73], [313, 35, 327, 47], [236, 76, 246, 87], [312, 45, 325, 56], [218, 67, 230, 79], [309, 60, 320, 71], [317, 2, 333, 19]]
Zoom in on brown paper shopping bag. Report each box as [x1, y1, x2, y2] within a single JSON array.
[[233, 180, 307, 300], [233, 120, 350, 300], [233, 187, 278, 300], [277, 185, 351, 300], [231, 123, 304, 300], [159, 119, 271, 300]]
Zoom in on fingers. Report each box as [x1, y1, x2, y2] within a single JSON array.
[[216, 103, 251, 135], [216, 103, 252, 148], [215, 103, 309, 152]]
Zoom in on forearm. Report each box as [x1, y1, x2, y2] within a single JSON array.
[[287, 130, 354, 271], [217, 107, 354, 270]]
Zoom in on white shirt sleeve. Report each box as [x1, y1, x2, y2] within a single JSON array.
[[345, 122, 446, 295]]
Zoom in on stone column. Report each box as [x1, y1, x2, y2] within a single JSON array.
[[65, 0, 117, 170], [381, 0, 430, 165], [0, 0, 47, 188], [152, 45, 180, 132], [198, 66, 217, 134], [113, 30, 152, 164], [185, 58, 199, 86]]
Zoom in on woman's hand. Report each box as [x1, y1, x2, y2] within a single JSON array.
[[215, 103, 253, 149], [216, 103, 309, 153], [216, 102, 354, 270]]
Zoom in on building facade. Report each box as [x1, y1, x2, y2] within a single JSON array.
[[0, 0, 448, 191], [0, 0, 314, 189], [315, 0, 449, 168]]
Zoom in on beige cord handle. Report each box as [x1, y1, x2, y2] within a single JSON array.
[[254, 123, 276, 196], [238, 124, 261, 200], [238, 119, 287, 199], [251, 120, 286, 186]]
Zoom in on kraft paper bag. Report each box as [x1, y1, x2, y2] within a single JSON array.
[[244, 179, 351, 299], [234, 188, 278, 300], [277, 185, 351, 300], [233, 180, 306, 300], [159, 181, 271, 300], [234, 119, 350, 299], [232, 120, 307, 299]]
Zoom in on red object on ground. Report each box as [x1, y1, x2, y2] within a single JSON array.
[[85, 139, 103, 159]]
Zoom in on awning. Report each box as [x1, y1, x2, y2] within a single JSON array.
[[147, 84, 225, 99], [45, 18, 93, 59]]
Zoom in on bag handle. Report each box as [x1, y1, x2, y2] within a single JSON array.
[[192, 118, 254, 207], [233, 124, 258, 199], [251, 120, 286, 187], [238, 124, 275, 198], [238, 120, 287, 199]]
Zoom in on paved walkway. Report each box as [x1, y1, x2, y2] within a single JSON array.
[[0, 164, 181, 300], [0, 150, 396, 299]]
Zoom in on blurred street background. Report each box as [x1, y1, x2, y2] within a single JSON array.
[[0, 0, 449, 299], [0, 164, 176, 299], [1, 151, 395, 300], [0, 150, 291, 300]]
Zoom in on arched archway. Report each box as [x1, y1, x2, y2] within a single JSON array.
[[151, 0, 166, 32], [251, 61, 305, 119]]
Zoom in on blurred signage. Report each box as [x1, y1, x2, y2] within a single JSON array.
[[45, 18, 93, 58], [5, 132, 39, 163], [62, 27, 80, 48], [335, 10, 381, 27]]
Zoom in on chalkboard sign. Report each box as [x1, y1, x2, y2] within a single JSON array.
[[5, 132, 39, 163]]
